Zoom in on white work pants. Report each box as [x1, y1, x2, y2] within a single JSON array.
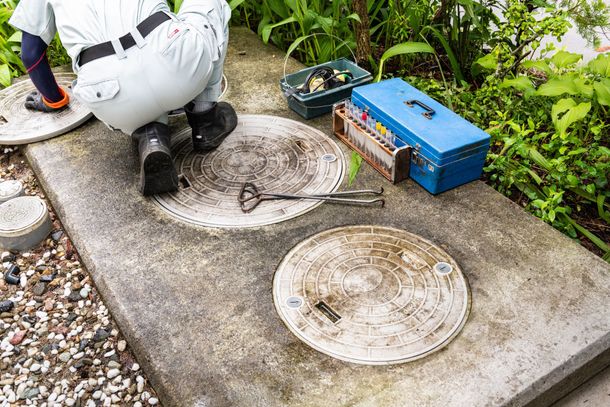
[[72, 0, 231, 135]]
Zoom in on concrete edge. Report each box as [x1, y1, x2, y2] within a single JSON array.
[[23, 142, 180, 406]]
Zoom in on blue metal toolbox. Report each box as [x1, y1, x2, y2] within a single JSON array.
[[350, 78, 491, 194]]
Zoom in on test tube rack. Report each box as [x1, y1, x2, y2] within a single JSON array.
[[332, 101, 411, 184]]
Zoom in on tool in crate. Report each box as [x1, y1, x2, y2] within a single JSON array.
[[332, 78, 491, 194]]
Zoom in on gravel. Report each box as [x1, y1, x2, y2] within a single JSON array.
[[0, 147, 162, 405]]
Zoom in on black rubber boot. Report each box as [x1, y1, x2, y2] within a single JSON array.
[[184, 101, 238, 152], [132, 122, 178, 196]]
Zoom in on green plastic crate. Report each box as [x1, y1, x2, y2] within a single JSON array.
[[279, 58, 373, 119]]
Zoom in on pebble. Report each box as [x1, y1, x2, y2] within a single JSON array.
[[107, 368, 120, 379], [24, 387, 40, 399], [67, 290, 81, 302], [0, 152, 162, 406], [93, 328, 110, 343], [32, 281, 47, 296], [80, 287, 90, 299], [58, 352, 71, 362], [9, 330, 26, 345], [108, 360, 121, 369], [0, 300, 14, 312]]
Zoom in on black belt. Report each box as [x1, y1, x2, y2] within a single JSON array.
[[78, 11, 171, 66]]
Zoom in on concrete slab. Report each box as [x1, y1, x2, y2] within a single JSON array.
[[553, 365, 610, 407], [23, 27, 610, 407]]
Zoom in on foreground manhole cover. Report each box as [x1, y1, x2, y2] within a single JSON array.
[[153, 115, 345, 227], [273, 226, 470, 365], [168, 74, 228, 117], [0, 72, 93, 144], [0, 180, 24, 203], [0, 196, 52, 251]]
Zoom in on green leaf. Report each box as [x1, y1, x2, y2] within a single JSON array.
[[551, 98, 591, 137], [375, 42, 435, 82], [550, 50, 582, 69], [473, 53, 496, 71], [261, 16, 297, 44], [345, 13, 361, 23], [535, 77, 579, 97], [593, 79, 610, 106], [420, 25, 465, 83], [587, 54, 610, 77], [348, 151, 363, 186], [0, 64, 10, 88], [500, 76, 535, 96], [522, 60, 551, 74], [573, 78, 594, 98], [597, 195, 610, 223], [7, 31, 21, 43]]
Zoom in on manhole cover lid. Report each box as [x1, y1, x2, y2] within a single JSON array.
[[0, 72, 93, 145], [273, 225, 471, 365], [153, 115, 345, 228], [0, 180, 24, 202], [0, 196, 48, 236]]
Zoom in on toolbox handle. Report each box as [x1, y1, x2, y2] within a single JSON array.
[[404, 100, 435, 120]]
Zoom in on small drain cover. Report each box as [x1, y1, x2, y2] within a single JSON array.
[[0, 180, 24, 203], [0, 72, 93, 145], [153, 115, 344, 227], [0, 196, 52, 251], [273, 226, 470, 365]]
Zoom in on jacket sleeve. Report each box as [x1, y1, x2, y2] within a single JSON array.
[[9, 0, 57, 45]]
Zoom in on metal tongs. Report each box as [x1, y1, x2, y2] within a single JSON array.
[[238, 182, 385, 213]]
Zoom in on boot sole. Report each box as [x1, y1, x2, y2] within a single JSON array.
[[140, 150, 179, 196]]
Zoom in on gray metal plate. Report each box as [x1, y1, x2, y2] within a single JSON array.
[[0, 72, 93, 145], [153, 115, 345, 228], [273, 226, 471, 365]]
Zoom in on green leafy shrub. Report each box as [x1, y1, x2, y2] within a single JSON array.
[[408, 51, 610, 260]]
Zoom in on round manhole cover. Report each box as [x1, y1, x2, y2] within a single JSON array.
[[0, 196, 52, 251], [273, 226, 470, 365], [153, 115, 345, 227], [168, 74, 228, 117], [0, 72, 93, 145], [0, 180, 24, 203]]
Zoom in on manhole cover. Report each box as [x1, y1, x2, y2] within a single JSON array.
[[0, 196, 52, 251], [168, 74, 228, 117], [0, 72, 93, 145], [153, 115, 345, 227], [273, 226, 470, 365], [0, 180, 24, 203]]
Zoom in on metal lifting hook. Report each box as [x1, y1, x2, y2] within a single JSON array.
[[238, 182, 385, 213]]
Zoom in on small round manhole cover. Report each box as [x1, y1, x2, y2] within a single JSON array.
[[168, 74, 228, 117], [273, 226, 470, 365], [153, 115, 345, 227], [0, 196, 52, 251], [0, 180, 24, 203], [0, 72, 93, 145]]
